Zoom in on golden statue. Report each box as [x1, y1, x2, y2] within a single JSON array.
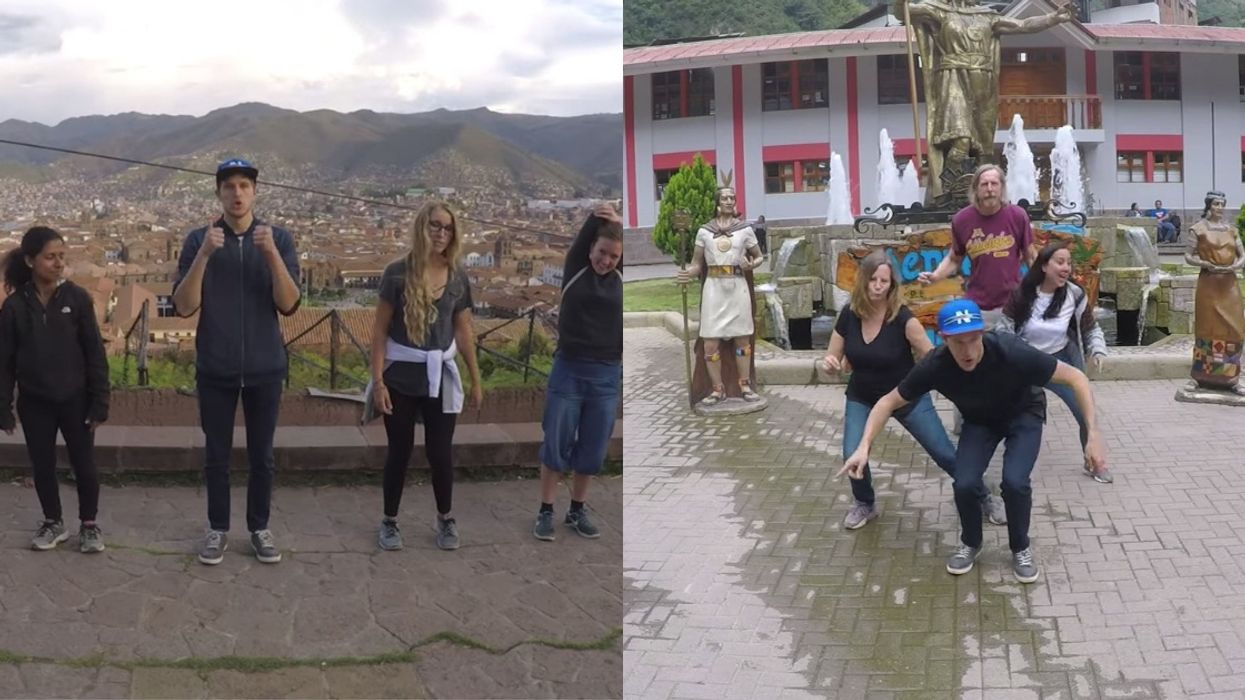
[[1185, 191, 1245, 395], [895, 0, 1076, 203]]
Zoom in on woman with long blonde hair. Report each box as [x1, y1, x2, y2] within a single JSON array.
[[822, 250, 1003, 529], [369, 201, 482, 551]]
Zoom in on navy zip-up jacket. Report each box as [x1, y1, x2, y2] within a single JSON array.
[[173, 217, 300, 387], [0, 280, 110, 430]]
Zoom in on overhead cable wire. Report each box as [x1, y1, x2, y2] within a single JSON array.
[[0, 137, 580, 240]]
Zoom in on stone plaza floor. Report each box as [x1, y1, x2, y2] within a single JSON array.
[[0, 477, 622, 699], [624, 326, 1245, 699]]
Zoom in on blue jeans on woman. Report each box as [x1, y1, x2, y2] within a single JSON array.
[[843, 393, 985, 505], [1047, 344, 1088, 452]]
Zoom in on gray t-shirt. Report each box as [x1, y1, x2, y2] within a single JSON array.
[[378, 259, 473, 398]]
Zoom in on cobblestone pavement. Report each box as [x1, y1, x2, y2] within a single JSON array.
[[0, 477, 622, 699], [623, 327, 1245, 700]]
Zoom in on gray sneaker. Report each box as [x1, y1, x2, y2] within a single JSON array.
[[198, 530, 228, 565], [946, 544, 982, 575], [842, 501, 879, 530], [436, 517, 459, 551], [250, 529, 282, 564], [565, 509, 601, 538], [378, 518, 403, 551], [31, 520, 68, 551], [1013, 547, 1040, 583], [79, 524, 105, 553], [981, 494, 1007, 526], [533, 511, 556, 541]]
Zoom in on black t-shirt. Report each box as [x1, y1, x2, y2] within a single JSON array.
[[835, 305, 917, 406], [897, 331, 1058, 428], [378, 259, 473, 397], [556, 216, 622, 364]]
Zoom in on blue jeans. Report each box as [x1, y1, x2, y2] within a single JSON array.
[[953, 412, 1043, 552], [1047, 345, 1088, 453], [1158, 221, 1177, 243], [843, 393, 984, 505], [539, 354, 621, 476]]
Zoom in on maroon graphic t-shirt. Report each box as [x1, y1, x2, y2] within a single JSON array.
[[951, 204, 1033, 311]]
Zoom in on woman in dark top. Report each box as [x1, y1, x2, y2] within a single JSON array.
[[369, 201, 482, 552], [823, 250, 1002, 529], [0, 226, 109, 553], [532, 204, 623, 542]]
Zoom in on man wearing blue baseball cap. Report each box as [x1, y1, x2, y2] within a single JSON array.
[[172, 157, 302, 566], [838, 298, 1106, 583]]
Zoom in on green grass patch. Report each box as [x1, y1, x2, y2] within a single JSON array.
[[624, 273, 770, 313]]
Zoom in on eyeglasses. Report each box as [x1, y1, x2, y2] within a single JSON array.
[[428, 221, 455, 234]]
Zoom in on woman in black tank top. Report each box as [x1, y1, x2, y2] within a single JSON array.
[[822, 251, 1003, 529]]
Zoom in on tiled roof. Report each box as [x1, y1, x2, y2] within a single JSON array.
[[624, 23, 1245, 70]]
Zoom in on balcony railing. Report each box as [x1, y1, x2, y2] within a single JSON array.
[[997, 94, 1102, 131]]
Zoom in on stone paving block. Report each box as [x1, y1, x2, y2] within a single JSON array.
[[623, 326, 1245, 700]]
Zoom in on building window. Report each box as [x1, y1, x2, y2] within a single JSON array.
[[802, 160, 829, 192], [1116, 150, 1182, 183], [156, 295, 177, 318], [1239, 55, 1245, 101], [1153, 151, 1182, 183], [1114, 51, 1181, 100], [761, 59, 828, 111], [765, 162, 797, 193], [1117, 152, 1145, 183], [651, 69, 715, 120], [655, 165, 715, 199], [1240, 153, 1245, 183], [878, 54, 923, 105]]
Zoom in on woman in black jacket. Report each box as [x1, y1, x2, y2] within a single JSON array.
[[0, 226, 110, 552]]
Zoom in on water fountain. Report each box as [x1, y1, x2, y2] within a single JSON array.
[[770, 237, 801, 281], [876, 129, 903, 209], [825, 152, 853, 225], [898, 158, 922, 209], [1050, 125, 1084, 215], [1003, 114, 1039, 205], [758, 237, 802, 351]]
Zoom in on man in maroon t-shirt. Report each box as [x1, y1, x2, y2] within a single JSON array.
[[918, 164, 1037, 434], [918, 164, 1037, 329]]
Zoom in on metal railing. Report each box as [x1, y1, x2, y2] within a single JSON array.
[[475, 307, 552, 383], [121, 299, 150, 386], [283, 309, 372, 390], [283, 307, 553, 392]]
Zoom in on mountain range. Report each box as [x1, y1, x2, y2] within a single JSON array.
[[0, 103, 623, 196]]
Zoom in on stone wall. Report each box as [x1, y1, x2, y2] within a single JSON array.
[[102, 386, 564, 426]]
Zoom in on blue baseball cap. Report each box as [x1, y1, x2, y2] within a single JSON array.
[[937, 299, 985, 335], [216, 158, 258, 184]]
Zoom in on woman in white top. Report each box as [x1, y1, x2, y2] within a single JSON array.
[[998, 241, 1111, 483]]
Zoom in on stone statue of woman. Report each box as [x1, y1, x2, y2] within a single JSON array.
[[1184, 191, 1245, 396]]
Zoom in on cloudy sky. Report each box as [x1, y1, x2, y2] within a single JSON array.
[[0, 0, 621, 125]]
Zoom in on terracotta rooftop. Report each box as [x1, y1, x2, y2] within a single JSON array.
[[624, 23, 1245, 70]]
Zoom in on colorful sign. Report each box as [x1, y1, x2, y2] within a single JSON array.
[[835, 224, 1103, 344]]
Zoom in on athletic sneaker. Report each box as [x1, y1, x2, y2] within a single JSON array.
[[31, 520, 68, 551], [79, 524, 105, 553], [533, 511, 556, 541], [378, 518, 402, 551], [565, 509, 600, 538], [946, 544, 982, 575], [435, 517, 459, 551], [198, 530, 228, 565], [250, 529, 281, 564], [1013, 547, 1040, 583], [842, 500, 879, 530]]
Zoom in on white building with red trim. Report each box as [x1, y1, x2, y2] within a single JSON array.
[[622, 0, 1245, 230]]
